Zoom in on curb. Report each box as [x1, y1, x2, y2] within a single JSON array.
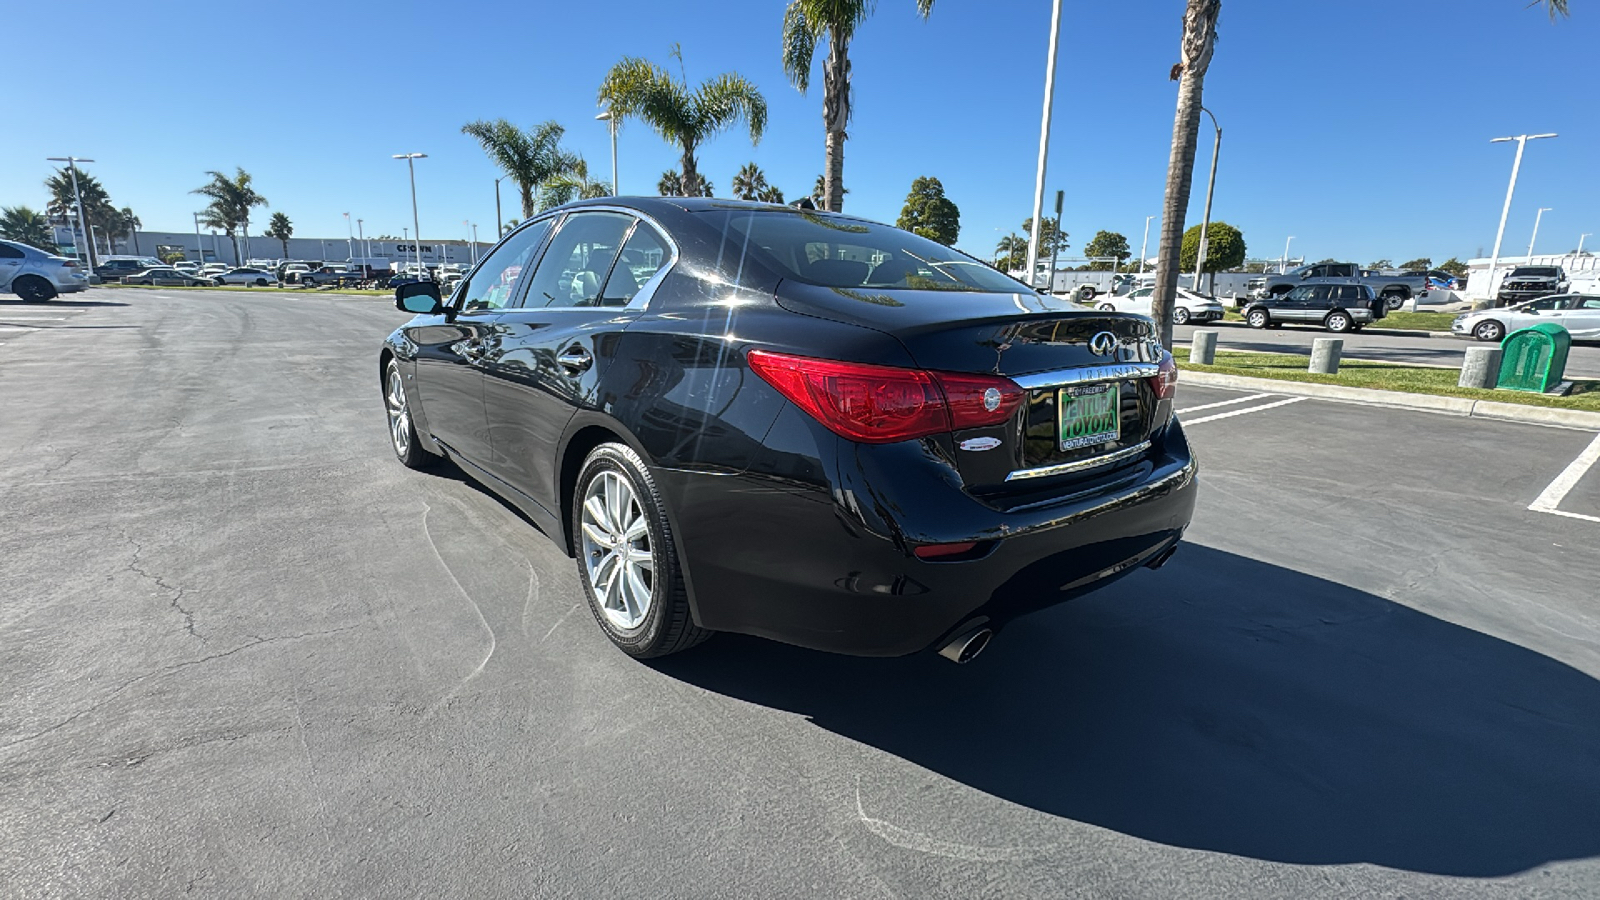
[[1178, 370, 1600, 431], [1202, 320, 1458, 340]]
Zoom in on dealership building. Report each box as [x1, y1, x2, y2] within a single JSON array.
[[115, 230, 488, 269]]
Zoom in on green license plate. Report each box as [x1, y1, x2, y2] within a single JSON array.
[[1059, 384, 1121, 450]]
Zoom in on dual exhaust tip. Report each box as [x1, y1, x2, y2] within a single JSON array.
[[937, 621, 993, 665]]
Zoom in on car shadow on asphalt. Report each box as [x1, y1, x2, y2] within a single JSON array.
[[651, 543, 1600, 878]]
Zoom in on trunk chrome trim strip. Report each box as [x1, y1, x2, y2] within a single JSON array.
[[1014, 363, 1160, 391], [1004, 440, 1153, 482]]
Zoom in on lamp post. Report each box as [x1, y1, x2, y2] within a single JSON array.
[[470, 223, 480, 263], [1580, 233, 1592, 255], [344, 212, 354, 262], [1138, 215, 1154, 276], [357, 218, 368, 260], [193, 212, 205, 264], [1486, 133, 1557, 302], [1024, 0, 1064, 286], [1527, 207, 1552, 262], [1191, 107, 1222, 295], [392, 152, 427, 276], [596, 109, 619, 195], [494, 176, 505, 237], [46, 156, 95, 269], [1280, 236, 1295, 274]]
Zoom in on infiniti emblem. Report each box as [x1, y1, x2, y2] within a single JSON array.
[[1089, 331, 1119, 357]]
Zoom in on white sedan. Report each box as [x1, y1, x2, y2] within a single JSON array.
[[1096, 286, 1225, 325], [212, 267, 279, 287], [1452, 294, 1600, 342]]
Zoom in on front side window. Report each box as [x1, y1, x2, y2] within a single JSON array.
[[458, 218, 552, 312], [524, 212, 634, 308]]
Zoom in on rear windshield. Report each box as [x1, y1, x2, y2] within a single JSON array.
[[1513, 267, 1562, 278], [704, 209, 1028, 293]]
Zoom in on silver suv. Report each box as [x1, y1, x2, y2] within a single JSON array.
[[0, 239, 91, 302]]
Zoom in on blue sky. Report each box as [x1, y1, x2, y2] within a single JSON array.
[[5, 0, 1594, 265]]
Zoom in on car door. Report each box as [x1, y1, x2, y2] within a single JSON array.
[[407, 219, 552, 469], [479, 211, 663, 509], [1119, 286, 1154, 315], [0, 242, 26, 291], [1566, 296, 1600, 339]]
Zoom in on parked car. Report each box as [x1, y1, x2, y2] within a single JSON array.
[[173, 261, 202, 274], [1453, 294, 1600, 342], [1261, 262, 1427, 310], [121, 267, 212, 286], [0, 238, 90, 301], [298, 266, 365, 287], [199, 263, 231, 277], [1241, 283, 1385, 332], [1096, 286, 1225, 324], [386, 272, 427, 289], [380, 198, 1195, 662], [279, 263, 312, 284], [1495, 266, 1566, 307], [94, 256, 164, 282], [212, 267, 278, 286]]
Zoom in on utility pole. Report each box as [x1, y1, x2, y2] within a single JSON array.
[[1024, 0, 1064, 287], [597, 109, 619, 195], [344, 212, 354, 262], [393, 153, 427, 276], [1486, 133, 1557, 303], [46, 156, 96, 270]]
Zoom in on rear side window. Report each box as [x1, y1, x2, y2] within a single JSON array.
[[1307, 285, 1332, 302], [599, 222, 669, 307], [0, 243, 25, 259]]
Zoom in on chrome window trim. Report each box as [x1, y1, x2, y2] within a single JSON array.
[[502, 205, 680, 312], [1014, 363, 1160, 391], [1004, 440, 1153, 483]]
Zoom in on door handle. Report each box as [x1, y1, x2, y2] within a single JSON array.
[[557, 345, 593, 373], [461, 339, 487, 360]]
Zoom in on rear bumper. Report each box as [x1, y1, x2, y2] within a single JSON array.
[[655, 418, 1198, 656]]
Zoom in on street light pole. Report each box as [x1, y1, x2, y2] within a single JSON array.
[[344, 212, 354, 262], [193, 212, 205, 264], [1139, 215, 1154, 276], [1192, 107, 1222, 295], [46, 156, 96, 270], [1580, 233, 1592, 255], [1486, 133, 1557, 303], [393, 152, 427, 276], [1024, 0, 1064, 286], [357, 218, 368, 260], [1281, 236, 1295, 274], [1527, 207, 1552, 262], [494, 176, 505, 237], [597, 110, 619, 195], [470, 223, 479, 264]]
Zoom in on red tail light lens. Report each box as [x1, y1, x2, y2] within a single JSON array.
[[746, 350, 1025, 444], [1150, 353, 1178, 400]]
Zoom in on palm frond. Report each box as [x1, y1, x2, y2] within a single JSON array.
[[598, 57, 695, 146], [693, 72, 768, 145], [781, 2, 820, 92]]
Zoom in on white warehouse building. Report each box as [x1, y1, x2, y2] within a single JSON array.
[[128, 231, 488, 269]]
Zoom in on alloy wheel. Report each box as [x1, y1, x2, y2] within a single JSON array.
[[385, 367, 410, 458], [580, 471, 654, 631]]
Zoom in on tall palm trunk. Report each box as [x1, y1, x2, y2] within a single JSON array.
[[821, 32, 850, 212], [679, 144, 701, 197], [520, 183, 537, 219], [1151, 0, 1221, 350]]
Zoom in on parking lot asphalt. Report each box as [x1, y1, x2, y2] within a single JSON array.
[[4, 287, 1599, 898], [1175, 320, 1600, 379]]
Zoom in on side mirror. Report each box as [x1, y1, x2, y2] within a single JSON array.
[[1299, 271, 1311, 279], [396, 280, 444, 315]]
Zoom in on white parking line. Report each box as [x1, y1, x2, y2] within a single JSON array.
[[1529, 432, 1600, 524], [1175, 393, 1274, 416], [1181, 396, 1307, 426]]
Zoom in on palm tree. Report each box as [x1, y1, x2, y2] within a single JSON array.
[[192, 168, 268, 264], [810, 174, 848, 207], [0, 206, 58, 252], [782, 0, 935, 213], [598, 47, 767, 198], [538, 158, 612, 210], [1149, 0, 1221, 349], [732, 163, 770, 201], [117, 208, 141, 254], [757, 184, 785, 205], [264, 212, 294, 257], [994, 233, 1028, 272], [461, 119, 580, 219], [44, 168, 116, 264], [1540, 0, 1569, 18]]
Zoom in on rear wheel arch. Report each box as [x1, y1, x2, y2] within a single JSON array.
[[558, 421, 654, 557]]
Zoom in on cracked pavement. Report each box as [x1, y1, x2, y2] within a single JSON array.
[[2, 289, 1599, 898]]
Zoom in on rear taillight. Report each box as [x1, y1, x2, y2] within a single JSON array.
[[62, 260, 79, 268], [1150, 353, 1178, 400], [746, 350, 1025, 444]]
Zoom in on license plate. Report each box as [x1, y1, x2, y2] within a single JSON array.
[[1058, 383, 1121, 450]]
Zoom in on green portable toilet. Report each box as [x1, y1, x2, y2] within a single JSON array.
[[1497, 322, 1571, 393]]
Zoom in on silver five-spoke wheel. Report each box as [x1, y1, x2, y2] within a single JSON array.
[[580, 471, 654, 631], [385, 366, 411, 458]]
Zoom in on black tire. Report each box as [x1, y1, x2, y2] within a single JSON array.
[[1384, 292, 1406, 311], [13, 276, 56, 303], [1246, 308, 1270, 329], [573, 442, 709, 659], [255, 279, 267, 287], [214, 278, 226, 287], [1098, 302, 1116, 312], [302, 278, 316, 287], [1473, 320, 1505, 343], [1173, 306, 1192, 325], [1325, 311, 1354, 333], [382, 359, 436, 470]]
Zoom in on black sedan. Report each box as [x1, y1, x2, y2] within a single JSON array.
[[121, 267, 213, 286], [380, 198, 1197, 662]]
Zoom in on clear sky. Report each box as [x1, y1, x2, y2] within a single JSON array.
[[5, 0, 1594, 266]]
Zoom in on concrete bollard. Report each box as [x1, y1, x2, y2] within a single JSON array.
[[1309, 338, 1343, 375], [1191, 330, 1219, 366], [1458, 345, 1503, 389]]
